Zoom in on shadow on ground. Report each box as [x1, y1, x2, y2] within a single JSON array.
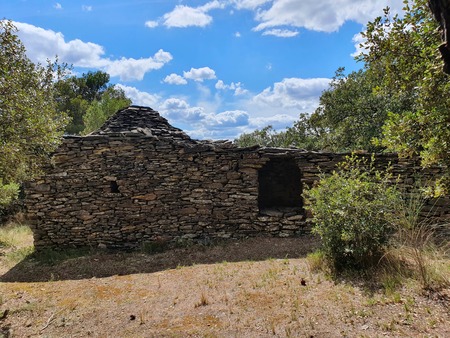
[[0, 236, 320, 283]]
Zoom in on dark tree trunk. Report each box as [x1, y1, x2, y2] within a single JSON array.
[[429, 0, 450, 73]]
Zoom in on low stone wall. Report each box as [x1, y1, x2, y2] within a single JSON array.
[[25, 135, 450, 250]]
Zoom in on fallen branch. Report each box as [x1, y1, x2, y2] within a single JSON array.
[[40, 310, 61, 332]]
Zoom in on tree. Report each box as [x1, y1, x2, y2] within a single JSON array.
[[360, 0, 450, 193], [82, 86, 131, 134], [234, 126, 282, 147], [234, 115, 321, 149], [54, 71, 115, 134], [0, 20, 69, 210], [309, 67, 414, 152]]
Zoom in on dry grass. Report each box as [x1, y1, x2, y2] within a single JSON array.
[[0, 224, 449, 337], [0, 222, 34, 268]]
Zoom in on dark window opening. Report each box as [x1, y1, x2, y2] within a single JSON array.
[[258, 158, 302, 212], [110, 181, 120, 193]]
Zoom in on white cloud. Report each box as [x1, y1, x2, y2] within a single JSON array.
[[254, 78, 330, 108], [204, 110, 249, 128], [145, 20, 159, 28], [199, 0, 226, 12], [261, 28, 299, 38], [112, 76, 329, 141], [116, 84, 161, 108], [104, 51, 173, 81], [234, 86, 249, 96], [163, 73, 188, 85], [148, 0, 405, 36], [164, 6, 212, 27], [253, 0, 405, 33], [14, 22, 104, 65], [153, 49, 173, 63], [235, 31, 241, 37], [82, 5, 93, 12], [162, 1, 225, 28], [253, 77, 330, 111], [183, 67, 216, 82], [160, 98, 207, 121], [54, 3, 62, 10], [231, 0, 271, 10], [13, 22, 172, 81], [215, 80, 249, 95], [215, 80, 228, 90]]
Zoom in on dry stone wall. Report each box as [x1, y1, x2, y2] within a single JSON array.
[[25, 136, 450, 251], [24, 106, 450, 251]]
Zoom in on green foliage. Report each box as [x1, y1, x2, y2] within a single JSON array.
[[304, 155, 401, 270], [0, 20, 69, 186], [0, 180, 19, 208], [360, 0, 450, 193], [55, 70, 130, 135], [310, 67, 414, 152], [82, 86, 131, 135], [235, 126, 286, 147], [234, 117, 321, 150]]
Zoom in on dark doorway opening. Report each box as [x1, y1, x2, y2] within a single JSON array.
[[258, 158, 302, 212]]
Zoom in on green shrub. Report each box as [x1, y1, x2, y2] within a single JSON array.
[[0, 179, 20, 218], [304, 155, 401, 270], [0, 179, 19, 206]]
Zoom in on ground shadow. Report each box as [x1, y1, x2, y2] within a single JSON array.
[[0, 235, 320, 283]]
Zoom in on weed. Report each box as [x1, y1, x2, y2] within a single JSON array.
[[381, 274, 402, 296], [5, 245, 34, 265], [0, 223, 31, 246], [139, 310, 146, 325], [0, 223, 34, 266], [306, 250, 328, 273], [366, 297, 378, 306], [285, 326, 293, 337], [391, 292, 402, 304], [194, 293, 209, 308], [388, 187, 450, 290], [269, 319, 276, 335]]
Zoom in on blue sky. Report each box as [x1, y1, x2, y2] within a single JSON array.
[[2, 0, 405, 140]]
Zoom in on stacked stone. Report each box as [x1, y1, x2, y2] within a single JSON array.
[[92, 105, 194, 142], [24, 106, 450, 250]]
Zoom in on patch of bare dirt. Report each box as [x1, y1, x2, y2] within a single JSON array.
[[1, 236, 449, 337]]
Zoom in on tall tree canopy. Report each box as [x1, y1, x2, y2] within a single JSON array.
[[0, 20, 69, 183], [55, 71, 130, 135], [360, 0, 450, 192], [0, 20, 69, 208], [82, 86, 131, 135]]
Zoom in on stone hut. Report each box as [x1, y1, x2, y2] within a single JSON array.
[[25, 106, 450, 250]]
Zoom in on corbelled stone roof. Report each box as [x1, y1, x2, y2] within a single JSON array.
[[91, 105, 194, 142]]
